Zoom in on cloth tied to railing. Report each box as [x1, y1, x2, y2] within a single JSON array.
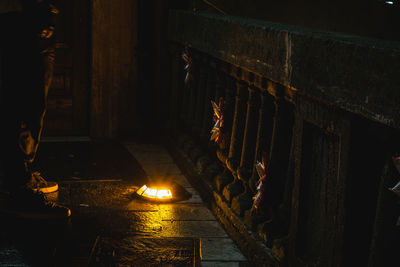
[[210, 98, 224, 144], [181, 45, 193, 86], [390, 156, 400, 197], [391, 155, 400, 226], [252, 152, 269, 213]]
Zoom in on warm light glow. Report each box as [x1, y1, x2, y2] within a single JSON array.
[[136, 184, 173, 200], [144, 188, 158, 198], [156, 189, 173, 199], [136, 185, 147, 195]]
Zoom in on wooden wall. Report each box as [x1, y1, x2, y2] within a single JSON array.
[[91, 0, 139, 139]]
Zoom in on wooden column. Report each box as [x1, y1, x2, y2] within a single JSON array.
[[91, 0, 138, 138]]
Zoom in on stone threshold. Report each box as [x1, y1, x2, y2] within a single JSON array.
[[165, 137, 279, 267]]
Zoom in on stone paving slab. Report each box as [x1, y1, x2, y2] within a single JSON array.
[[160, 220, 229, 238], [104, 211, 164, 237], [124, 142, 247, 266], [159, 204, 216, 221], [144, 163, 183, 176], [125, 145, 173, 160], [92, 236, 201, 266], [178, 187, 204, 204], [146, 174, 192, 188], [124, 200, 160, 212], [201, 238, 248, 261]]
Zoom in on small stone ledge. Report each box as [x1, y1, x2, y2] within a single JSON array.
[[165, 137, 279, 267], [168, 10, 400, 129]]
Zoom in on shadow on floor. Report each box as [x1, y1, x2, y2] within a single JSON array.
[[0, 141, 201, 266]]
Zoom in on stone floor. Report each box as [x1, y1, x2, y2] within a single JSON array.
[[0, 141, 248, 266], [124, 142, 248, 267]]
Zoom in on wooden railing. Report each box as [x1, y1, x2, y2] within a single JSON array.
[[166, 10, 400, 267]]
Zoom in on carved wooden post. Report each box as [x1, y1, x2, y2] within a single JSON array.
[[200, 62, 217, 140], [186, 53, 200, 128], [214, 73, 236, 192], [180, 48, 191, 128], [289, 97, 350, 266], [213, 67, 224, 103], [368, 157, 400, 267], [242, 94, 295, 244], [216, 73, 235, 165], [266, 97, 294, 213], [249, 87, 275, 193], [243, 85, 275, 230], [222, 77, 248, 203], [192, 57, 207, 135], [232, 84, 261, 216], [194, 60, 217, 177]]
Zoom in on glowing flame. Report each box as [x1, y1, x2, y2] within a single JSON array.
[[136, 185, 173, 200]]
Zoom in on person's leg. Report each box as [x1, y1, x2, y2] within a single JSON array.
[[23, 30, 59, 193], [0, 9, 70, 219], [1, 5, 58, 192], [0, 12, 33, 192]]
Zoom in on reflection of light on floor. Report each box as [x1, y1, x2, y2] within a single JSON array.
[[159, 204, 175, 221], [385, 1, 394, 4]]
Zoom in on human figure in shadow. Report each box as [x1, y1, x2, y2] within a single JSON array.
[[0, 0, 70, 220]]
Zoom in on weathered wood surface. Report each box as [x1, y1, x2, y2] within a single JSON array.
[[169, 10, 400, 130], [91, 0, 139, 138]]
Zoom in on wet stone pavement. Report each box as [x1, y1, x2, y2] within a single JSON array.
[[0, 141, 248, 266]]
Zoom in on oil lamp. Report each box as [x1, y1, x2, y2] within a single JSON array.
[[135, 181, 191, 203], [136, 184, 173, 201]]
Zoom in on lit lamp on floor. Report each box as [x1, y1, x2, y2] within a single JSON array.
[[135, 181, 191, 203], [136, 185, 173, 201]]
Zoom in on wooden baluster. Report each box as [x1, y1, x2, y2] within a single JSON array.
[[232, 84, 261, 216], [243, 83, 276, 230], [267, 97, 294, 215], [200, 61, 217, 140], [249, 87, 275, 192], [179, 46, 191, 129], [194, 60, 218, 176], [214, 72, 235, 192], [214, 67, 225, 103], [255, 96, 294, 246], [216, 74, 235, 164], [193, 57, 208, 134], [222, 76, 248, 203]]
